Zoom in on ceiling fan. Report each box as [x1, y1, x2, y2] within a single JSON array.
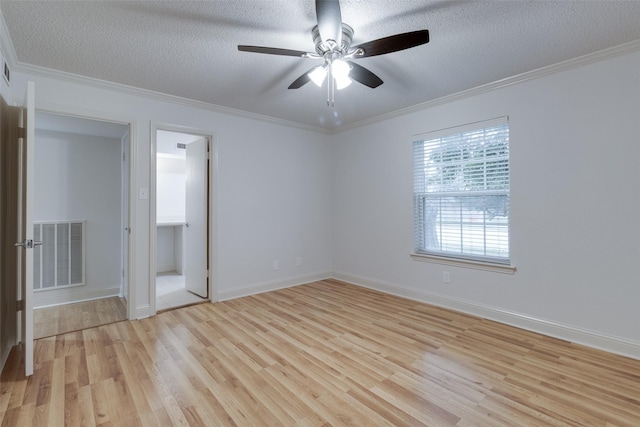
[[238, 0, 430, 106]]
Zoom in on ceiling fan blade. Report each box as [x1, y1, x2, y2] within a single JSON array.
[[347, 62, 383, 88], [352, 30, 429, 58], [288, 70, 313, 89], [316, 0, 342, 46], [238, 45, 309, 57]]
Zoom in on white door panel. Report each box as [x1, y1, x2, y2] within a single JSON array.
[[185, 138, 207, 298], [17, 81, 35, 376]]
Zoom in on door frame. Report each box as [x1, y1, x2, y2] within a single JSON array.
[[35, 103, 137, 321], [149, 122, 217, 315], [0, 94, 20, 371], [120, 130, 131, 305]]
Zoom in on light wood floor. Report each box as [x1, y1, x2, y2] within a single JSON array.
[[2, 279, 639, 426], [33, 297, 128, 339]]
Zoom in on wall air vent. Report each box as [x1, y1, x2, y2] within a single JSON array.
[[177, 143, 186, 149], [33, 221, 86, 290]]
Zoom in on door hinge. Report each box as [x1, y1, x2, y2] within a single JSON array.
[[16, 299, 24, 311]]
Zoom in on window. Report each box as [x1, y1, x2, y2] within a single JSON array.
[[413, 117, 510, 265]]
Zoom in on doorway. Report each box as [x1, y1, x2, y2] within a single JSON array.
[[31, 112, 130, 338], [153, 129, 210, 311]]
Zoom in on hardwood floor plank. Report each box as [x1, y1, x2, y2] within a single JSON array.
[[15, 403, 35, 427], [111, 342, 152, 414], [315, 389, 394, 427], [63, 382, 79, 427], [513, 355, 639, 417], [74, 384, 96, 426], [33, 297, 128, 340], [346, 384, 427, 426], [48, 357, 65, 425], [258, 368, 321, 422], [142, 368, 186, 425], [89, 380, 112, 425], [480, 386, 573, 427], [385, 368, 482, 423], [0, 406, 20, 427], [0, 348, 22, 414], [2, 280, 640, 426], [370, 379, 461, 426]]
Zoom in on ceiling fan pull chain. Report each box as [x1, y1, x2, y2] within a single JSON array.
[[326, 76, 330, 106], [327, 64, 334, 106]]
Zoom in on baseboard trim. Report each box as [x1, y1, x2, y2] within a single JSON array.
[[33, 286, 121, 309], [216, 271, 333, 302], [135, 305, 152, 319], [332, 272, 640, 361]]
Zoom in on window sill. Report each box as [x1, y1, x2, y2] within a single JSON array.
[[410, 253, 517, 274]]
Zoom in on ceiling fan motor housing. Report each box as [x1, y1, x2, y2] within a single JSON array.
[[312, 24, 354, 55]]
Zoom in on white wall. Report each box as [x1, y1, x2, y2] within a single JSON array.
[[156, 226, 178, 273], [156, 155, 186, 223], [9, 70, 334, 317], [332, 50, 640, 357], [156, 154, 186, 273], [33, 129, 121, 307]]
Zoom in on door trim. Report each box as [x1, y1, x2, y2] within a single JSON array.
[[34, 102, 137, 321], [150, 122, 217, 315], [0, 95, 20, 371]]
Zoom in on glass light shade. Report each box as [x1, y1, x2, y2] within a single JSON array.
[[309, 66, 327, 87], [334, 75, 352, 90], [331, 59, 352, 90], [331, 59, 350, 79]]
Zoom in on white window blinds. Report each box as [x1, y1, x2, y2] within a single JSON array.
[[413, 117, 510, 264]]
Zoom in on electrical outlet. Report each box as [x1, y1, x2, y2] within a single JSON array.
[[443, 271, 450, 284], [272, 260, 279, 270], [296, 257, 302, 267]]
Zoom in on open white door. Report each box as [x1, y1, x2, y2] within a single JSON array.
[[184, 138, 208, 298], [16, 81, 35, 376], [121, 132, 130, 306]]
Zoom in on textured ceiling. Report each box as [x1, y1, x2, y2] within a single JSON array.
[[2, 1, 640, 130]]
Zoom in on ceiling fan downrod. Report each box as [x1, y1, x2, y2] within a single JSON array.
[[327, 63, 334, 106]]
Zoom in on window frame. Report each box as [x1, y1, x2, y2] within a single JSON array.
[[411, 117, 516, 273]]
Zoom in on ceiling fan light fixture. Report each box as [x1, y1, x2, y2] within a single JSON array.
[[331, 59, 352, 90], [309, 65, 328, 87], [334, 74, 352, 90], [331, 59, 350, 79]]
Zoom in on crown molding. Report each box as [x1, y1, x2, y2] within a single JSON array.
[[12, 61, 331, 135], [333, 39, 640, 134]]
